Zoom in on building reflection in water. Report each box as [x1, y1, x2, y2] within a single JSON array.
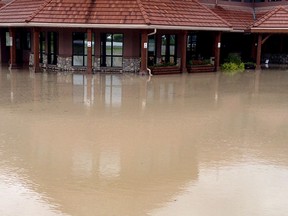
[[72, 74, 123, 108], [1, 69, 288, 216], [104, 75, 122, 108]]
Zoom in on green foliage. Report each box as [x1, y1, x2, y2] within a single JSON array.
[[225, 53, 242, 65], [222, 62, 239, 71], [222, 53, 245, 74]]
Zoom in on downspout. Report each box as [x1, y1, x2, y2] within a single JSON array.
[[147, 28, 157, 76]]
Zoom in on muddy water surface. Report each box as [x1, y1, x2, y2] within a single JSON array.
[[1, 67, 288, 216]]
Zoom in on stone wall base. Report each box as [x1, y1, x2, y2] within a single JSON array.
[[29, 54, 141, 73]]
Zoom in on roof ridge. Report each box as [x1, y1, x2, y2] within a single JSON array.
[[137, 0, 151, 25], [0, 0, 16, 12], [25, 0, 53, 23], [216, 5, 250, 22], [252, 5, 288, 28], [197, 1, 232, 28]]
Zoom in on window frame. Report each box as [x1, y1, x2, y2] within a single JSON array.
[[39, 32, 46, 64], [47, 32, 58, 65], [161, 34, 177, 65], [72, 32, 95, 67], [100, 33, 124, 67]]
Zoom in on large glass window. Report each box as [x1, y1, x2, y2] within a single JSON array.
[[187, 34, 197, 64], [161, 34, 177, 65], [148, 35, 156, 66], [72, 32, 95, 66], [39, 32, 46, 63], [48, 32, 58, 65], [101, 33, 123, 67]]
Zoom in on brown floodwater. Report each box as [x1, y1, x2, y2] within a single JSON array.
[[1, 66, 288, 216]]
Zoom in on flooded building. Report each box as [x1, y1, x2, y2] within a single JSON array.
[[0, 0, 288, 74]]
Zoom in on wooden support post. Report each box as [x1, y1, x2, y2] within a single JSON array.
[[256, 34, 262, 70], [9, 28, 17, 69], [180, 31, 187, 73], [214, 32, 221, 72], [87, 28, 93, 74], [140, 30, 148, 74], [33, 28, 40, 73]]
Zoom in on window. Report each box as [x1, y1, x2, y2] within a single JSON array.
[[72, 32, 95, 66], [39, 32, 46, 63], [161, 34, 177, 65], [101, 33, 123, 67], [148, 35, 156, 66], [48, 32, 58, 65], [187, 34, 197, 63], [23, 32, 31, 50]]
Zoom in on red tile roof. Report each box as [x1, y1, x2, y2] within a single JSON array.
[[0, 0, 231, 30], [140, 0, 231, 28], [0, 0, 44, 23], [28, 0, 147, 25], [210, 6, 254, 30], [252, 6, 288, 30]]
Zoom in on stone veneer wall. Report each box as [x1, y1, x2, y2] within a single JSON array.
[[29, 53, 34, 66], [57, 56, 74, 71], [122, 58, 140, 73], [94, 57, 101, 71], [30, 54, 141, 73]]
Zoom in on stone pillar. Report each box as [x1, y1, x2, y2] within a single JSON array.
[[9, 28, 17, 69], [33, 28, 40, 73], [214, 32, 222, 72], [140, 30, 148, 74], [87, 28, 92, 74], [180, 30, 187, 73], [256, 34, 262, 70]]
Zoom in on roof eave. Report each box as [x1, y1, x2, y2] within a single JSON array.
[[150, 25, 232, 31], [250, 28, 288, 33], [0, 22, 232, 31]]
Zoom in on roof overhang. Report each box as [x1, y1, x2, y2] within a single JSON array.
[[0, 22, 232, 31]]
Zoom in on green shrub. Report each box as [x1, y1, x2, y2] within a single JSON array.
[[221, 62, 244, 74], [221, 53, 245, 74], [225, 53, 242, 65]]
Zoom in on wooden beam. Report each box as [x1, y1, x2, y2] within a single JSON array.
[[256, 34, 262, 70], [140, 30, 148, 74], [261, 34, 271, 45], [180, 30, 187, 73], [9, 28, 17, 69], [214, 32, 221, 72], [87, 28, 93, 74]]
